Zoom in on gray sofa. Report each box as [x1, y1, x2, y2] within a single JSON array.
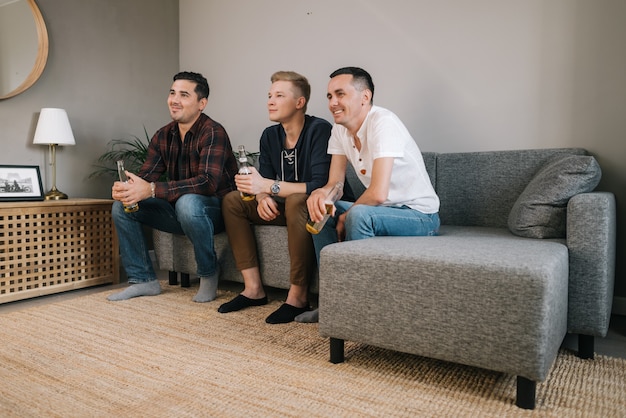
[[153, 147, 615, 409], [319, 148, 615, 409]]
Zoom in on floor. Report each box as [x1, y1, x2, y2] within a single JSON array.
[[1, 269, 625, 360]]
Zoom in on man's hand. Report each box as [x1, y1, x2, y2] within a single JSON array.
[[307, 187, 330, 223], [111, 172, 150, 207], [235, 167, 269, 196], [256, 194, 280, 221]]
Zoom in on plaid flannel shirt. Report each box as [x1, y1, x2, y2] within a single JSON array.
[[139, 113, 237, 202]]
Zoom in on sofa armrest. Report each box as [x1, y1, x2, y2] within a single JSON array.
[[566, 192, 616, 336]]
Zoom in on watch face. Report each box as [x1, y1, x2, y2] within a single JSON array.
[[271, 182, 280, 194]]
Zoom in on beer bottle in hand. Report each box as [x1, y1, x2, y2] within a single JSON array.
[[306, 182, 343, 234], [237, 145, 255, 201], [116, 160, 139, 213]]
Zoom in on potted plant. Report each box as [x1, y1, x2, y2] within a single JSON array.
[[88, 127, 151, 180]]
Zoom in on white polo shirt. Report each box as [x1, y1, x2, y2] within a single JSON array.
[[327, 105, 439, 214]]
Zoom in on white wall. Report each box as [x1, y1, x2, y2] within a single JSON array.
[[180, 1, 624, 152], [180, 0, 626, 302]]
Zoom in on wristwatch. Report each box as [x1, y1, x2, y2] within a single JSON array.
[[271, 181, 280, 196]]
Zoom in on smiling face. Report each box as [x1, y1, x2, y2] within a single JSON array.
[[267, 80, 304, 124], [327, 74, 371, 134], [167, 79, 207, 125]]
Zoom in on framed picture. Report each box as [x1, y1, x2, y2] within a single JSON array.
[[0, 165, 45, 201]]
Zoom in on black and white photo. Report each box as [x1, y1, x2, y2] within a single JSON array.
[[0, 165, 44, 201]]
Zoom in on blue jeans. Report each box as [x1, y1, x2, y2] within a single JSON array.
[[312, 200, 440, 262], [112, 194, 224, 283]]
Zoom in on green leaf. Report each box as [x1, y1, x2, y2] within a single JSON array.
[[88, 127, 153, 180]]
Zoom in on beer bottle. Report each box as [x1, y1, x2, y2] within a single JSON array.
[[306, 182, 343, 234], [237, 145, 255, 201], [116, 160, 139, 213]]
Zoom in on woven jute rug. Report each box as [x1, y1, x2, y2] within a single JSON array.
[[0, 281, 624, 417]]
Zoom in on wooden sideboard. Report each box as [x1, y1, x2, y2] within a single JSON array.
[[0, 198, 119, 303]]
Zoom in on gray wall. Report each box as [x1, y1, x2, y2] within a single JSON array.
[[180, 0, 626, 311], [0, 0, 179, 199]]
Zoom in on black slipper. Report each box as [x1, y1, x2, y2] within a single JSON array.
[[265, 303, 310, 324], [218, 294, 268, 313]]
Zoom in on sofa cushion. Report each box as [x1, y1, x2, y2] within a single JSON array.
[[508, 155, 601, 238], [435, 148, 587, 228]]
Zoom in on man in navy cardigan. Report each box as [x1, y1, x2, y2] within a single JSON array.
[[219, 71, 332, 324]]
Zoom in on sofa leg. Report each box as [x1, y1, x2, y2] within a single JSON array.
[[181, 273, 191, 288], [330, 338, 345, 364], [578, 334, 594, 359], [516, 376, 536, 409], [168, 271, 178, 285]]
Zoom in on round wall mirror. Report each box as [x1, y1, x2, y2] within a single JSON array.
[[0, 0, 48, 100]]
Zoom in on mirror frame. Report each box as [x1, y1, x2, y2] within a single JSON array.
[[0, 0, 48, 100]]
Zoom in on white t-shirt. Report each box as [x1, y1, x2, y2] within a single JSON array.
[[327, 105, 439, 213]]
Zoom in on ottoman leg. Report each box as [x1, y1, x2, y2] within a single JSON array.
[[516, 376, 536, 409], [330, 338, 345, 364]]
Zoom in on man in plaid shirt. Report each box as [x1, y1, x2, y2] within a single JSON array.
[[109, 71, 237, 303]]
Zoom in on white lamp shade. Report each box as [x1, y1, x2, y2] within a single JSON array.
[[33, 108, 76, 146]]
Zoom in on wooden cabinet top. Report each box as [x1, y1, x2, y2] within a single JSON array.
[[0, 198, 114, 209]]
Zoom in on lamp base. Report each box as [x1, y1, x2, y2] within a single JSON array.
[[44, 187, 68, 200]]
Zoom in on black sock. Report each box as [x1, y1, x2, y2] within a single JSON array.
[[265, 303, 310, 324], [218, 294, 268, 313]]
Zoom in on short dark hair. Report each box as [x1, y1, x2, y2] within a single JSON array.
[[173, 71, 210, 100], [329, 67, 374, 104]]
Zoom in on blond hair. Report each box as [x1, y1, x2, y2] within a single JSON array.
[[270, 71, 311, 112]]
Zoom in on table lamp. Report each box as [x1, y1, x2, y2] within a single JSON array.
[[33, 108, 76, 200]]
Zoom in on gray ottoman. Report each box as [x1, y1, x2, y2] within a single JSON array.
[[318, 226, 569, 408]]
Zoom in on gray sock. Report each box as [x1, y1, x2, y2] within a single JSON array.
[[295, 308, 319, 323], [107, 280, 161, 301], [193, 271, 219, 303]]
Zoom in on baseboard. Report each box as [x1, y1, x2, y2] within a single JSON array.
[[613, 296, 626, 316]]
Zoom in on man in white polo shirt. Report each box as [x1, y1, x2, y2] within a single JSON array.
[[300, 66, 440, 322]]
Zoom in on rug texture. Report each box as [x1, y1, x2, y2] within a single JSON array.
[[0, 281, 624, 417]]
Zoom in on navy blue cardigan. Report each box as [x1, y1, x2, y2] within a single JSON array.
[[258, 115, 332, 195]]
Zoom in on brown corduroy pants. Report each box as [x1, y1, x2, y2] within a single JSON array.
[[221, 191, 315, 287]]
